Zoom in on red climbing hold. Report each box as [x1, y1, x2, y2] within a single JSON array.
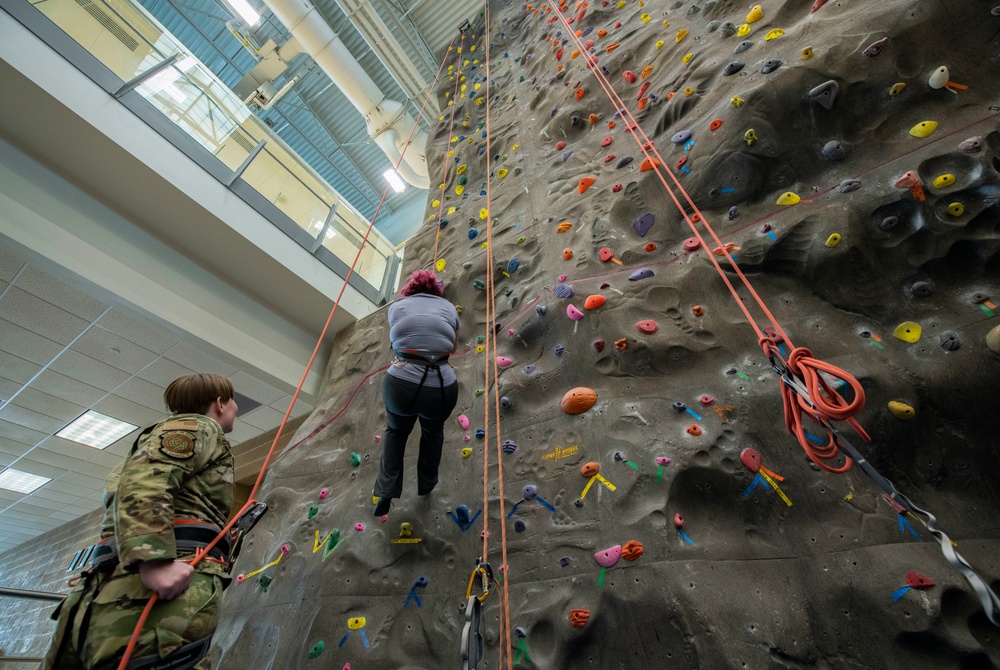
[[578, 176, 596, 193], [709, 119, 723, 131], [636, 320, 659, 334], [604, 154, 617, 163], [556, 141, 567, 151], [639, 157, 660, 172], [594, 339, 606, 352], [612, 184, 623, 192], [699, 395, 715, 407], [636, 81, 650, 100], [811, 0, 828, 12], [686, 424, 702, 436], [740, 448, 762, 473], [615, 21, 621, 28], [673, 513, 685, 529], [599, 247, 614, 262], [676, 155, 689, 169], [905, 572, 935, 589], [682, 238, 701, 251], [556, 47, 564, 60], [644, 242, 657, 252], [575, 88, 586, 100], [623, 70, 637, 84], [601, 136, 613, 147]]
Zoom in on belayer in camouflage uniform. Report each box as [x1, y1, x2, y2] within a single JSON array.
[[43, 373, 238, 670]]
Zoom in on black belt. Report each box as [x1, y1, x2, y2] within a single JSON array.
[[95, 635, 212, 670], [89, 522, 230, 570]]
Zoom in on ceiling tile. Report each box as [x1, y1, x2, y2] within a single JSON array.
[[14, 456, 70, 481], [0, 287, 90, 345], [92, 395, 161, 429], [36, 440, 123, 473], [0, 352, 42, 385], [136, 357, 196, 388], [112, 377, 169, 413], [0, 436, 33, 460], [49, 479, 98, 499], [0, 317, 64, 365], [17, 265, 109, 321], [226, 420, 257, 445], [0, 246, 24, 282], [0, 376, 21, 403], [9, 501, 54, 517], [240, 405, 286, 431], [49, 349, 131, 391], [50, 509, 84, 522], [0, 403, 66, 434], [0, 489, 24, 505], [70, 327, 159, 375], [0, 418, 46, 446], [56, 469, 110, 491], [59, 501, 102, 515], [25, 488, 80, 507], [162, 342, 237, 377], [104, 435, 137, 457], [230, 371, 287, 406], [11, 387, 87, 423], [98, 309, 179, 354], [30, 369, 107, 407]]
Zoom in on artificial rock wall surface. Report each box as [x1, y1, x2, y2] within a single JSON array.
[[215, 1, 1000, 668]]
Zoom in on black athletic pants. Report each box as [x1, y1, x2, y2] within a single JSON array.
[[374, 373, 459, 498]]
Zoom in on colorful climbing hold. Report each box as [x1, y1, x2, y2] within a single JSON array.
[[709, 119, 723, 131], [686, 424, 702, 436], [562, 248, 574, 260], [802, 46, 814, 59], [746, 4, 763, 22], [584, 295, 607, 310], [636, 320, 658, 334], [567, 304, 585, 321], [581, 462, 601, 477], [888, 401, 916, 420], [947, 202, 965, 216], [909, 121, 938, 138], [825, 233, 842, 247], [578, 177, 596, 194], [557, 221, 572, 233], [764, 29, 784, 41], [639, 157, 660, 171], [776, 192, 801, 206], [562, 388, 598, 414], [932, 174, 956, 189], [892, 321, 922, 343], [569, 609, 590, 628]]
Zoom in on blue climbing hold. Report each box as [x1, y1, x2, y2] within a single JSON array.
[[508, 258, 520, 273], [469, 229, 478, 239], [633, 212, 655, 237], [629, 268, 655, 281], [554, 283, 575, 298]]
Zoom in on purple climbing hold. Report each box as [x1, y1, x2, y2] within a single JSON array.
[[633, 212, 655, 237], [862, 37, 888, 58], [629, 268, 655, 281], [514, 627, 527, 638], [513, 519, 527, 532], [500, 396, 513, 409], [502, 439, 518, 454], [555, 343, 566, 356], [673, 401, 688, 412], [522, 484, 538, 500], [615, 156, 634, 169], [958, 136, 984, 153], [671, 130, 692, 144], [536, 304, 548, 316], [550, 106, 558, 117], [728, 206, 739, 221], [562, 151, 573, 162], [554, 283, 575, 298], [523, 364, 536, 374]]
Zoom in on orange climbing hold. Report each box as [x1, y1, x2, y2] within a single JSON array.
[[557, 221, 573, 233], [562, 248, 574, 260], [580, 462, 600, 477], [644, 242, 657, 252], [607, 120, 617, 129], [639, 157, 660, 172], [606, 43, 620, 53], [589, 114, 599, 124], [597, 29, 607, 37], [615, 338, 627, 351], [578, 176, 596, 193], [575, 88, 586, 100], [692, 305, 704, 317], [637, 98, 648, 110], [709, 119, 723, 131], [562, 387, 598, 414], [640, 65, 653, 79], [571, 50, 581, 59], [686, 424, 703, 436], [584, 295, 607, 310], [570, 609, 590, 628], [621, 540, 644, 561]]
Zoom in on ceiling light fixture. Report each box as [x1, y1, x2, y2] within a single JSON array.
[[56, 411, 139, 450], [223, 0, 260, 26], [0, 468, 52, 494], [383, 169, 406, 193]]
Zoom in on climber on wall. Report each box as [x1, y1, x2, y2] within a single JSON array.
[[373, 270, 460, 516], [43, 374, 239, 670]]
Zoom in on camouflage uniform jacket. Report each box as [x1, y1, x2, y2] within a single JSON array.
[[113, 413, 234, 579]]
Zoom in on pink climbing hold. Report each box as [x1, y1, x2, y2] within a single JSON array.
[[594, 545, 623, 568], [508, 329, 515, 336], [656, 456, 672, 466], [623, 70, 637, 84], [558, 274, 568, 282], [374, 435, 381, 443], [682, 238, 701, 251], [567, 304, 585, 320], [673, 513, 685, 529], [585, 38, 595, 49], [355, 523, 365, 532], [636, 320, 659, 334], [464, 435, 471, 442], [458, 414, 470, 430], [699, 395, 715, 407], [319, 487, 330, 500], [599, 247, 614, 262], [636, 82, 650, 100], [496, 356, 513, 368], [740, 448, 762, 474]]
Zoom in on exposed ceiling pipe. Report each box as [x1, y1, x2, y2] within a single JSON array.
[[260, 0, 429, 189]]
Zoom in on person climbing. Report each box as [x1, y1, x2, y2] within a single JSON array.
[[373, 269, 460, 516], [43, 373, 239, 670]]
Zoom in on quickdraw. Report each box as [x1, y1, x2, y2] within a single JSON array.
[[460, 560, 494, 670]]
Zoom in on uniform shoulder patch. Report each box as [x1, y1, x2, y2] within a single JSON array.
[[162, 419, 201, 431], [159, 431, 196, 459]]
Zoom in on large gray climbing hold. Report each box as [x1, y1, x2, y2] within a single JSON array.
[[839, 179, 861, 193], [939, 331, 961, 351], [822, 140, 846, 160], [704, 0, 717, 10], [958, 136, 984, 153], [879, 216, 899, 230], [735, 40, 753, 53], [720, 22, 737, 38], [761, 59, 781, 74], [911, 280, 934, 298], [687, 4, 700, 14], [706, 20, 720, 32], [723, 61, 745, 76], [809, 80, 839, 109], [632, 212, 655, 237]]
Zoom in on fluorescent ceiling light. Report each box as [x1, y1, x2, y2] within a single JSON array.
[[384, 169, 406, 193], [224, 0, 260, 26], [56, 411, 139, 450], [0, 468, 51, 494]]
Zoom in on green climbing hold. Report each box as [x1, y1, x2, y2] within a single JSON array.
[[476, 388, 485, 397], [308, 505, 319, 519], [350, 452, 361, 467], [519, 75, 525, 82], [327, 529, 340, 550], [258, 573, 272, 592], [473, 279, 486, 290], [501, 154, 508, 162], [517, 236, 527, 244], [308, 641, 325, 659], [477, 335, 485, 344], [505, 288, 513, 296], [459, 174, 468, 185]]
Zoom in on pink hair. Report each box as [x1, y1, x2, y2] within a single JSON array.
[[400, 270, 444, 297]]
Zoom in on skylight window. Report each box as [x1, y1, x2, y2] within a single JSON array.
[[56, 411, 139, 449], [0, 468, 51, 494], [384, 169, 406, 193], [223, 0, 260, 26]]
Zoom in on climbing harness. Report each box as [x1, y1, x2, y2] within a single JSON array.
[[543, 0, 1000, 626], [97, 637, 213, 670], [461, 560, 494, 670], [393, 350, 452, 410]]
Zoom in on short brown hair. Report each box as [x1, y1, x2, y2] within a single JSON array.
[[163, 374, 234, 414]]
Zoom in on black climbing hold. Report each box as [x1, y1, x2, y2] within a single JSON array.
[[673, 401, 687, 412], [839, 178, 861, 193], [535, 305, 547, 316], [972, 293, 989, 304], [723, 61, 745, 76], [571, 115, 580, 126], [939, 331, 961, 351], [574, 499, 584, 508], [560, 556, 572, 567], [822, 140, 845, 161], [728, 206, 739, 221], [761, 59, 781, 74], [879, 216, 899, 231], [735, 40, 753, 53], [613, 451, 625, 461], [859, 331, 871, 338], [709, 188, 720, 198], [555, 343, 565, 357], [615, 156, 634, 169], [500, 396, 512, 409], [513, 519, 526, 532], [808, 80, 839, 110]]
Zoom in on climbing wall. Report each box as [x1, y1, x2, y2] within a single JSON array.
[[214, 1, 1000, 668]]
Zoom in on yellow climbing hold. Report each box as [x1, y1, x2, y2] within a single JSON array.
[[616, 0, 624, 6], [802, 47, 813, 59], [731, 95, 745, 108], [512, 144, 519, 151], [684, 87, 695, 97], [776, 192, 801, 206], [746, 4, 763, 22], [676, 29, 688, 42], [480, 208, 489, 220], [888, 401, 916, 420], [892, 321, 922, 343], [476, 98, 484, 106], [451, 137, 458, 144], [825, 233, 842, 248], [446, 206, 456, 215], [476, 345, 485, 354], [462, 447, 473, 458], [932, 174, 955, 189], [498, 168, 509, 179], [457, 164, 467, 175], [640, 13, 650, 23], [656, 40, 665, 49], [455, 185, 464, 195], [737, 23, 751, 37], [662, 19, 670, 28], [682, 52, 694, 64], [889, 82, 906, 96], [436, 259, 446, 272], [348, 617, 366, 630], [764, 29, 784, 41], [946, 202, 965, 217], [909, 121, 938, 138], [744, 128, 758, 145]]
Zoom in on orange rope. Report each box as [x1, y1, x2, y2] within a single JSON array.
[[116, 32, 458, 670], [431, 33, 467, 268], [542, 3, 868, 471]]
